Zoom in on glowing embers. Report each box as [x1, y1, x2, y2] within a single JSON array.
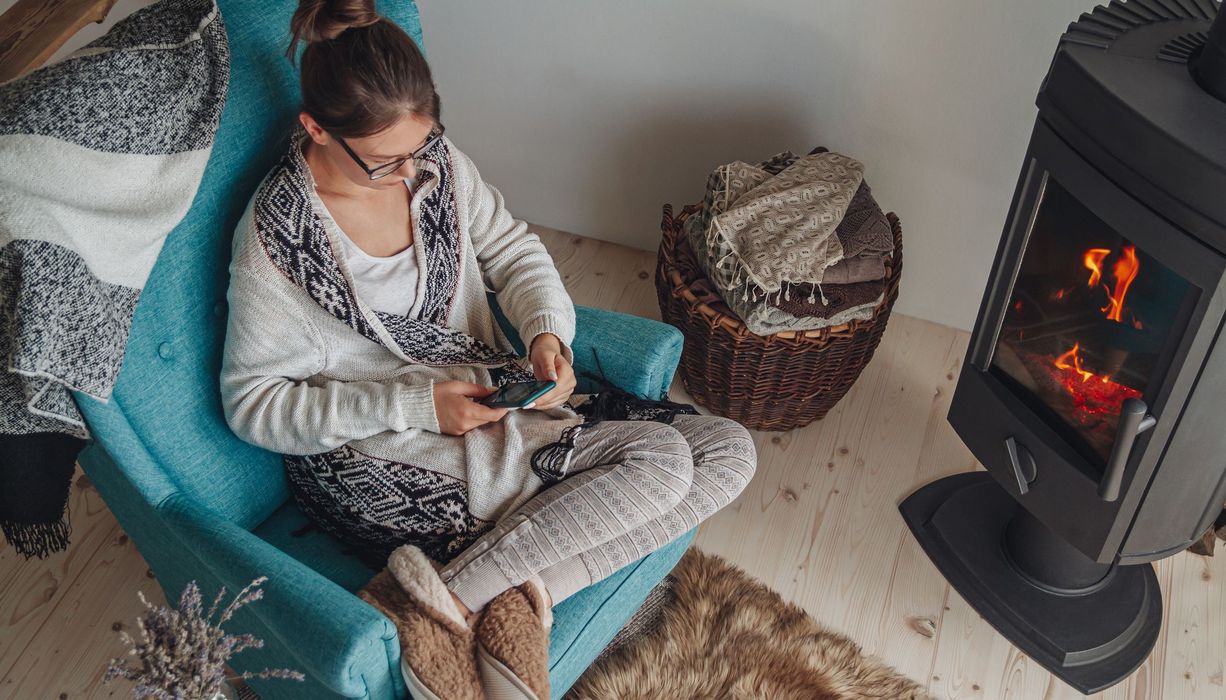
[[1048, 343, 1143, 424]]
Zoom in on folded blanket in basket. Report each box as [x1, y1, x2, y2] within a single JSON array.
[[678, 219, 881, 331], [823, 253, 886, 285], [685, 148, 893, 335], [823, 177, 894, 284], [0, 0, 228, 558], [699, 151, 864, 301]]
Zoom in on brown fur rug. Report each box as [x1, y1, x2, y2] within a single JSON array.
[[567, 549, 928, 699]]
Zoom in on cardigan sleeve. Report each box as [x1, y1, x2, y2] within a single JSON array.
[[455, 145, 577, 367], [219, 257, 441, 456]]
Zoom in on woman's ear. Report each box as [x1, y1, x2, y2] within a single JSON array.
[[299, 111, 329, 146]]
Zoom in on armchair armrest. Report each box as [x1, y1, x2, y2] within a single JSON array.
[[158, 494, 405, 700], [570, 306, 683, 399], [487, 292, 683, 400]]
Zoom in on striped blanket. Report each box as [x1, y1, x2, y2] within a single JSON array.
[[0, 0, 228, 557]]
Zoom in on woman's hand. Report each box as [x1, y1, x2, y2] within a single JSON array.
[[433, 380, 510, 435], [529, 333, 576, 410]]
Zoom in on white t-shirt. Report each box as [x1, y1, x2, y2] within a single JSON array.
[[335, 221, 419, 317]]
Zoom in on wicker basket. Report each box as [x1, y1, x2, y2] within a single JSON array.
[[655, 202, 903, 431]]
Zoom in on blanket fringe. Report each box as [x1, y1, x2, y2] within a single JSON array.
[[2, 515, 72, 559], [530, 382, 701, 485]]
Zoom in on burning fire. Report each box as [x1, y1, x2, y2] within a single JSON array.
[[1082, 245, 1140, 324], [1084, 248, 1110, 287], [1049, 342, 1142, 418], [1048, 246, 1145, 420], [1104, 246, 1139, 322], [1054, 343, 1100, 383]]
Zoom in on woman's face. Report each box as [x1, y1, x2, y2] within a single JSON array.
[[301, 111, 436, 192]]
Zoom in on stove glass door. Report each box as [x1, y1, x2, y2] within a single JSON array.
[[991, 173, 1197, 464]]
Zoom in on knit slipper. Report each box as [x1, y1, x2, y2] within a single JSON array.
[[357, 544, 485, 700], [474, 576, 552, 700]]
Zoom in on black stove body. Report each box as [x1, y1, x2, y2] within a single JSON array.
[[901, 1, 1226, 694]]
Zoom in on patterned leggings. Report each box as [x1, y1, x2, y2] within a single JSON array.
[[439, 414, 757, 611]]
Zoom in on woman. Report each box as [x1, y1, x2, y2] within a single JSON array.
[[219, 1, 757, 698]]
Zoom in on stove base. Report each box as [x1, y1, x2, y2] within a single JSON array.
[[899, 472, 1162, 695]]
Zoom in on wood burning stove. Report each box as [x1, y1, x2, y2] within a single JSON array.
[[900, 0, 1226, 693]]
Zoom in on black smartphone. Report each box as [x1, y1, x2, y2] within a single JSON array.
[[479, 380, 556, 409]]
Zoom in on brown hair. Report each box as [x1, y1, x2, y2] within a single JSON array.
[[286, 0, 440, 139]]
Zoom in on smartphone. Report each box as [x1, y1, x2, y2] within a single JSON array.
[[479, 380, 556, 409]]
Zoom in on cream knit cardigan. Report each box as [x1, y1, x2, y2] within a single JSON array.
[[220, 125, 586, 545]]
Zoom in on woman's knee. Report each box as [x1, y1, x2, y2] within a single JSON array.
[[621, 421, 694, 511], [692, 417, 757, 504]]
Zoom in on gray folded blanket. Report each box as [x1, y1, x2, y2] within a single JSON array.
[[822, 177, 893, 284]]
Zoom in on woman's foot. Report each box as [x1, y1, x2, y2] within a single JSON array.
[[474, 575, 553, 700], [357, 544, 485, 700]]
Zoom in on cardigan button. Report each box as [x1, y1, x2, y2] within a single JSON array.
[[157, 342, 173, 360], [212, 301, 226, 317]]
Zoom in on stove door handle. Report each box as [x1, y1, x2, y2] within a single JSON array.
[[1099, 398, 1158, 502], [1004, 436, 1038, 495]]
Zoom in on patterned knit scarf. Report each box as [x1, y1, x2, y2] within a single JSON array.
[[252, 124, 537, 385]]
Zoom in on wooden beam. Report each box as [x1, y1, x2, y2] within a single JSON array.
[[0, 0, 119, 84]]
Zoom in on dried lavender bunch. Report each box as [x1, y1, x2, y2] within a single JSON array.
[[104, 575, 305, 698]]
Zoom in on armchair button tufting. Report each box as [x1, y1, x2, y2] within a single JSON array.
[[157, 342, 173, 360]]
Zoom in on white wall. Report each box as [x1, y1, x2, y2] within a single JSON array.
[[417, 1, 1082, 330]]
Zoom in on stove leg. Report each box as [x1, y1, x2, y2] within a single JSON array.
[[900, 472, 1162, 695], [1004, 502, 1115, 593]]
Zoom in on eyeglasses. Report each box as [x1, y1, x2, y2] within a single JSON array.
[[332, 124, 446, 180]]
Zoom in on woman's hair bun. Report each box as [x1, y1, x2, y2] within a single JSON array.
[[288, 0, 380, 56]]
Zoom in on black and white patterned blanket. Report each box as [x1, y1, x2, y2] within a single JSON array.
[[0, 0, 229, 557]]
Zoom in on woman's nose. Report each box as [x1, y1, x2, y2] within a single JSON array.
[[397, 160, 416, 180]]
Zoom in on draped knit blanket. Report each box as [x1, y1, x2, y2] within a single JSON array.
[[0, 0, 228, 557]]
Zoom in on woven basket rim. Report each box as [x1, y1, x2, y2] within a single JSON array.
[[658, 202, 903, 341]]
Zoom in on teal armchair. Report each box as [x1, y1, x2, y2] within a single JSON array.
[[69, 1, 692, 697]]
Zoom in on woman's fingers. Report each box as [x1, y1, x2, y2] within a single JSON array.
[[532, 350, 560, 382], [533, 356, 577, 409], [472, 404, 509, 424]]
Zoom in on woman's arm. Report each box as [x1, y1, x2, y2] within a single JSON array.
[[219, 260, 440, 456], [456, 146, 577, 366]]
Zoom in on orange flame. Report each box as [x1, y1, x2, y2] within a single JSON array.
[[1054, 343, 1094, 382], [1084, 249, 1110, 288], [1102, 245, 1139, 322]]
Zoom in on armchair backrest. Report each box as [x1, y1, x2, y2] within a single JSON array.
[[103, 0, 424, 529]]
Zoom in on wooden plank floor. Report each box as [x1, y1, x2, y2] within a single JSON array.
[[2, 224, 1223, 699]]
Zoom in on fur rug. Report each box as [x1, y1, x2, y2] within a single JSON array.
[[567, 549, 927, 699]]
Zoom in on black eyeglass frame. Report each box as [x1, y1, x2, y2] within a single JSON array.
[[332, 124, 446, 180]]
